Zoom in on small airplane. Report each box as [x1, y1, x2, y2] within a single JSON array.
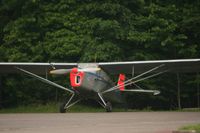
[[0, 59, 200, 112]]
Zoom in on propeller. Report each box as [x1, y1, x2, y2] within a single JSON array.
[[50, 67, 101, 75], [80, 67, 101, 72], [153, 90, 160, 95], [50, 69, 72, 75]]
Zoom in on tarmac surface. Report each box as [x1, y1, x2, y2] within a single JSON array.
[[0, 112, 200, 133]]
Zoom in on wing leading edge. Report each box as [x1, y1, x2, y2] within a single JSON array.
[[0, 59, 200, 75], [98, 59, 200, 74]]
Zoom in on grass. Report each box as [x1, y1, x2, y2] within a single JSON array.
[[0, 103, 125, 113], [179, 124, 200, 132], [0, 103, 200, 113], [0, 103, 58, 113], [181, 108, 200, 112]]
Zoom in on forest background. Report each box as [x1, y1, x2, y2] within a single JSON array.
[[0, 0, 200, 110]]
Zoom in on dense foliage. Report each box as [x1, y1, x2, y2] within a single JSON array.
[[0, 0, 200, 110]]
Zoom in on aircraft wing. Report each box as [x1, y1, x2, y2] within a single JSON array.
[[0, 59, 200, 75], [0, 62, 77, 75], [0, 62, 76, 94], [98, 59, 200, 74]]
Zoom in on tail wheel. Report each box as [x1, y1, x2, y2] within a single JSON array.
[[59, 102, 66, 113], [105, 102, 112, 112]]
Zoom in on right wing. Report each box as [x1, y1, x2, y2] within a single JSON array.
[[0, 62, 77, 94], [16, 67, 74, 94], [0, 62, 77, 75]]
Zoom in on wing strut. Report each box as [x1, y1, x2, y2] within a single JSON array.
[[16, 67, 74, 94], [102, 64, 166, 94], [118, 64, 165, 91]]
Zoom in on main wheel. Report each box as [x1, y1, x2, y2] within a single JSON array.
[[59, 102, 66, 113], [105, 102, 112, 112]]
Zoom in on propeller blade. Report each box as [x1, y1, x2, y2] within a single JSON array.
[[50, 67, 101, 75], [153, 90, 160, 95], [50, 69, 71, 75], [79, 67, 101, 72]]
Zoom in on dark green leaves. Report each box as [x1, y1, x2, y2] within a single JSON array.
[[0, 0, 200, 109]]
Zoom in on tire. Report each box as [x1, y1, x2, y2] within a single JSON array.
[[105, 102, 112, 112], [59, 102, 66, 113]]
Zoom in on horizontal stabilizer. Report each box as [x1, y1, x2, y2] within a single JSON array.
[[122, 89, 160, 95]]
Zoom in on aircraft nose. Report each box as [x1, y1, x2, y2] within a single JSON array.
[[70, 68, 84, 88]]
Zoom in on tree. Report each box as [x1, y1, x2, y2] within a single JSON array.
[[0, 0, 199, 109]]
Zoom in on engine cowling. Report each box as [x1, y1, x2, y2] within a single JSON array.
[[70, 68, 84, 88]]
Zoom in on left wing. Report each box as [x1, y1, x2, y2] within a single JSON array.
[[98, 59, 200, 74], [100, 59, 200, 94]]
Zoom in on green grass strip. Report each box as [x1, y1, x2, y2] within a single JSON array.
[[0, 103, 200, 113], [179, 124, 200, 132]]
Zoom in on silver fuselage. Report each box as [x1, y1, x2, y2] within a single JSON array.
[[72, 67, 123, 103]]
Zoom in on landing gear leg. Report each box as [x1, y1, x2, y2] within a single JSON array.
[[98, 93, 112, 112], [60, 93, 81, 113]]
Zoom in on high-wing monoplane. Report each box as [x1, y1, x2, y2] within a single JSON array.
[[0, 59, 200, 112]]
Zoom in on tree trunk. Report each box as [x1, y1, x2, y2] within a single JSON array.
[[0, 76, 2, 109], [176, 73, 181, 109], [197, 73, 200, 109]]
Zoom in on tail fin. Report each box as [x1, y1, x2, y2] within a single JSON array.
[[117, 73, 125, 91]]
